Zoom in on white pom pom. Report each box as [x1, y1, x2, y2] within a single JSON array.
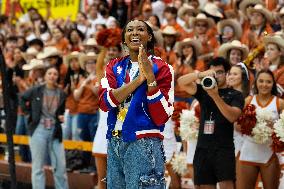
[[252, 121, 273, 144], [256, 108, 273, 122], [171, 152, 188, 176], [273, 112, 284, 142], [179, 110, 199, 141]]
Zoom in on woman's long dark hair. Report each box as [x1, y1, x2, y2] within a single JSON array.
[[253, 69, 278, 96], [180, 45, 198, 69], [121, 20, 156, 54], [232, 64, 250, 97]]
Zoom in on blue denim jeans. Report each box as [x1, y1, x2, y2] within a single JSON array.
[[77, 112, 99, 142], [107, 137, 166, 189], [30, 124, 69, 189], [63, 113, 79, 140]]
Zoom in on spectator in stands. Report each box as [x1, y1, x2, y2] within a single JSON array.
[[67, 28, 85, 52], [241, 4, 274, 50], [37, 46, 67, 86], [110, 0, 128, 28], [28, 38, 44, 52], [46, 26, 69, 53], [263, 34, 284, 97], [162, 6, 186, 40], [218, 40, 249, 66], [20, 65, 69, 189], [63, 51, 85, 140], [74, 52, 100, 171], [217, 19, 243, 44], [187, 13, 219, 55], [161, 26, 179, 65]]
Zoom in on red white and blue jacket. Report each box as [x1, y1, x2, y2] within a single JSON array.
[[99, 55, 174, 142]]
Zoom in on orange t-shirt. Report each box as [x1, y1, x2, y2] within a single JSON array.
[[65, 94, 78, 115], [76, 79, 99, 114], [241, 24, 274, 50]]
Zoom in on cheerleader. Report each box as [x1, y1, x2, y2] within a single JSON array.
[[238, 70, 284, 189], [227, 63, 250, 156]]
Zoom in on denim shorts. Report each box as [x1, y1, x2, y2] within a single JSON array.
[[107, 137, 166, 189]]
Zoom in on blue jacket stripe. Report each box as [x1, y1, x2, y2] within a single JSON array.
[[147, 93, 163, 103]]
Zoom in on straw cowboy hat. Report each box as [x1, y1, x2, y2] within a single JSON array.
[[217, 19, 243, 40], [192, 13, 215, 28], [21, 47, 39, 61], [37, 46, 61, 59], [263, 34, 284, 50], [203, 2, 223, 18], [83, 38, 98, 46], [176, 38, 202, 56], [64, 51, 82, 66], [178, 4, 197, 18], [161, 26, 179, 36], [22, 59, 45, 71], [218, 40, 249, 59], [79, 52, 97, 70], [239, 0, 264, 15], [247, 4, 273, 23], [279, 7, 284, 16]]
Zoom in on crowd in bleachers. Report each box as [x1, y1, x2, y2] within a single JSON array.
[[2, 0, 284, 188]]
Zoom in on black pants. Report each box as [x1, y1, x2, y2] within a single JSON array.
[[193, 147, 236, 185]]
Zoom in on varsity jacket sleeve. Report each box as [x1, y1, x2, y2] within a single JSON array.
[[99, 59, 120, 112], [146, 59, 174, 126]]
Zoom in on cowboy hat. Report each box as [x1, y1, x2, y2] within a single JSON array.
[[203, 2, 223, 18], [22, 59, 45, 71], [176, 38, 202, 56], [37, 46, 61, 59], [191, 13, 215, 28], [218, 40, 249, 59], [21, 47, 39, 62], [217, 19, 243, 40], [247, 4, 273, 23], [264, 34, 284, 50], [161, 26, 179, 36], [279, 7, 284, 16], [178, 4, 197, 18], [79, 52, 97, 70], [83, 38, 99, 46], [239, 0, 264, 15], [64, 51, 82, 66]]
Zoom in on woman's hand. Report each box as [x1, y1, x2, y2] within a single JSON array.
[[138, 45, 155, 83]]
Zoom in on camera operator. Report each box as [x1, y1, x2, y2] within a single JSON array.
[[177, 57, 244, 189]]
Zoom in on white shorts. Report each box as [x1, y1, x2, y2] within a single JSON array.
[[234, 130, 244, 156], [92, 110, 108, 156]]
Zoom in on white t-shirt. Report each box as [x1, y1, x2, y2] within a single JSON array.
[[114, 62, 139, 130]]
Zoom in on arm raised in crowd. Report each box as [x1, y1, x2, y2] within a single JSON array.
[[96, 48, 107, 83]]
